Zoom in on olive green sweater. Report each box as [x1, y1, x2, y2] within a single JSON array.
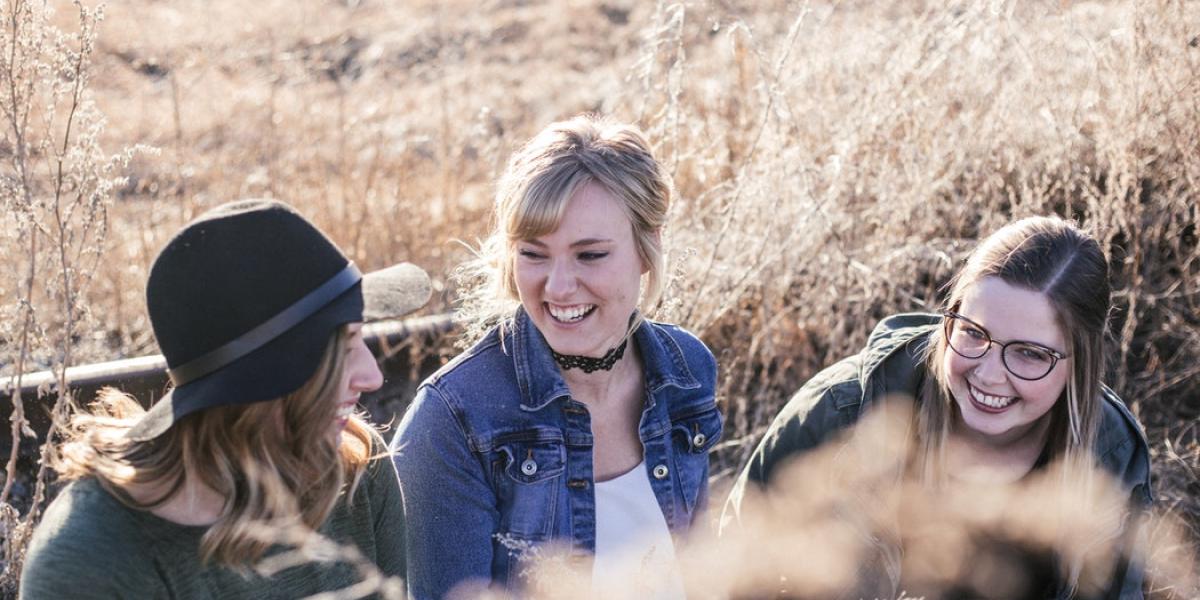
[[20, 454, 406, 599]]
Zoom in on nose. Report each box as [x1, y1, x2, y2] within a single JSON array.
[[544, 259, 577, 300], [347, 337, 384, 393], [971, 343, 1009, 385]]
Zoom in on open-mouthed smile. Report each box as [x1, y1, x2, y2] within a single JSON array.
[[336, 400, 357, 423], [546, 303, 596, 323], [968, 382, 1018, 413]]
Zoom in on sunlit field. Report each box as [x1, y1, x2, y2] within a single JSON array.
[[1, 0, 1197, 597]]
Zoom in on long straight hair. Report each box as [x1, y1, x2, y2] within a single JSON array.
[[54, 326, 377, 566], [915, 216, 1110, 481]]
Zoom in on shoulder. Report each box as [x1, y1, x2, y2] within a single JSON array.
[[1095, 386, 1154, 505], [21, 479, 166, 597], [741, 314, 936, 485], [363, 434, 400, 485], [422, 326, 510, 390], [645, 320, 712, 355], [861, 313, 939, 367], [641, 319, 717, 384], [410, 327, 523, 424], [26, 478, 157, 553]]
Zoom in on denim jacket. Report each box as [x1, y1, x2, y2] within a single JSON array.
[[390, 308, 721, 599]]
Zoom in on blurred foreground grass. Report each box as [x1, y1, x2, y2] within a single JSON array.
[[1, 0, 1197, 596]]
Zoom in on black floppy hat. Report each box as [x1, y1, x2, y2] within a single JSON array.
[[126, 199, 431, 441]]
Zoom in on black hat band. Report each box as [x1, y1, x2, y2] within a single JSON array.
[[167, 262, 363, 387]]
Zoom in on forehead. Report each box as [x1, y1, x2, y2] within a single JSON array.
[[523, 182, 633, 243], [957, 276, 1066, 349]]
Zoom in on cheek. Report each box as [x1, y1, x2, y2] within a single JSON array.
[[1019, 369, 1069, 407], [943, 348, 968, 384], [511, 263, 536, 299]]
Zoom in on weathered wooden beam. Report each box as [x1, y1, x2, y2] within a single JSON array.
[[1, 313, 456, 451]]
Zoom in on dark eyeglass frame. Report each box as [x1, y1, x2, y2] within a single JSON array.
[[941, 310, 1069, 381]]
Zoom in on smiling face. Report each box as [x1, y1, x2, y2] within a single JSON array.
[[943, 277, 1071, 447], [514, 182, 646, 358], [332, 322, 383, 438]]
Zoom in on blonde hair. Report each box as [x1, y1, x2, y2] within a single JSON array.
[[456, 114, 671, 341], [915, 216, 1109, 481], [54, 326, 376, 566]]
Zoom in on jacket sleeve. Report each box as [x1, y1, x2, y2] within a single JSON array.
[[1094, 389, 1154, 599], [720, 353, 863, 531], [390, 384, 500, 600]]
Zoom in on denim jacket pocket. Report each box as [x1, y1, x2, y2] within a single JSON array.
[[670, 406, 723, 515], [489, 431, 566, 540]]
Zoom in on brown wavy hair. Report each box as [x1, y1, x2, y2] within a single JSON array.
[[53, 325, 377, 566]]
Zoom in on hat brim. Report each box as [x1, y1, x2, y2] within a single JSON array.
[[126, 261, 431, 442], [362, 262, 432, 323]]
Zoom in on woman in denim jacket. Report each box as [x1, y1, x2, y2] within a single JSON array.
[[391, 114, 722, 599]]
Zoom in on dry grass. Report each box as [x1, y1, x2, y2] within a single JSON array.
[[2, 0, 1198, 597]]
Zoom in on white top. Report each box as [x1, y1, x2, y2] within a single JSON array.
[[592, 461, 686, 599]]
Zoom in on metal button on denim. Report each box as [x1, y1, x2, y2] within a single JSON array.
[[652, 464, 669, 479], [692, 432, 707, 447], [521, 459, 538, 476]]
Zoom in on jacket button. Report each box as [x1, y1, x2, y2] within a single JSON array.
[[692, 433, 707, 447], [652, 464, 669, 480], [567, 479, 589, 489], [521, 459, 538, 476]]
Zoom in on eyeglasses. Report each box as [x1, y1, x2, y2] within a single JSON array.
[[941, 310, 1069, 381]]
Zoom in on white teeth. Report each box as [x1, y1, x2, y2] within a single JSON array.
[[548, 304, 595, 323], [972, 385, 1016, 409], [336, 404, 355, 418]]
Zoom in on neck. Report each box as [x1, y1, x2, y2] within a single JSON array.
[[127, 471, 225, 526], [561, 340, 642, 406], [947, 414, 1053, 483]]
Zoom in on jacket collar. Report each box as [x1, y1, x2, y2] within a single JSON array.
[[509, 308, 699, 411], [855, 313, 940, 412]]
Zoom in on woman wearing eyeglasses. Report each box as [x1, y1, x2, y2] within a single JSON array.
[[724, 216, 1151, 598]]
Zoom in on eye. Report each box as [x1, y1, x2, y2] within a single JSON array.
[[344, 332, 363, 356], [961, 324, 987, 340], [1014, 345, 1053, 363], [578, 251, 608, 261], [518, 248, 546, 260]]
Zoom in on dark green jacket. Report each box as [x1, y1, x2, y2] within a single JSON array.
[[724, 313, 1153, 598]]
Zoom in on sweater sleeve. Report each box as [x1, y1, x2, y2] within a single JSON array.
[[366, 444, 408, 581]]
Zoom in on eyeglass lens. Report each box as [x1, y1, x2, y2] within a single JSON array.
[[946, 319, 1056, 380]]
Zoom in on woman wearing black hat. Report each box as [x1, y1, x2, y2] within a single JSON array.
[[20, 200, 430, 599]]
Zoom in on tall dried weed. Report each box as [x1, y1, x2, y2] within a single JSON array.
[[0, 0, 1197, 597], [0, 0, 147, 591]]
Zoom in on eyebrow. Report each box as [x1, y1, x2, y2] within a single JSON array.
[[522, 238, 614, 248], [957, 313, 1064, 353]]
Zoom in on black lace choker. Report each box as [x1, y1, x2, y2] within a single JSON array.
[[551, 340, 628, 373]]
